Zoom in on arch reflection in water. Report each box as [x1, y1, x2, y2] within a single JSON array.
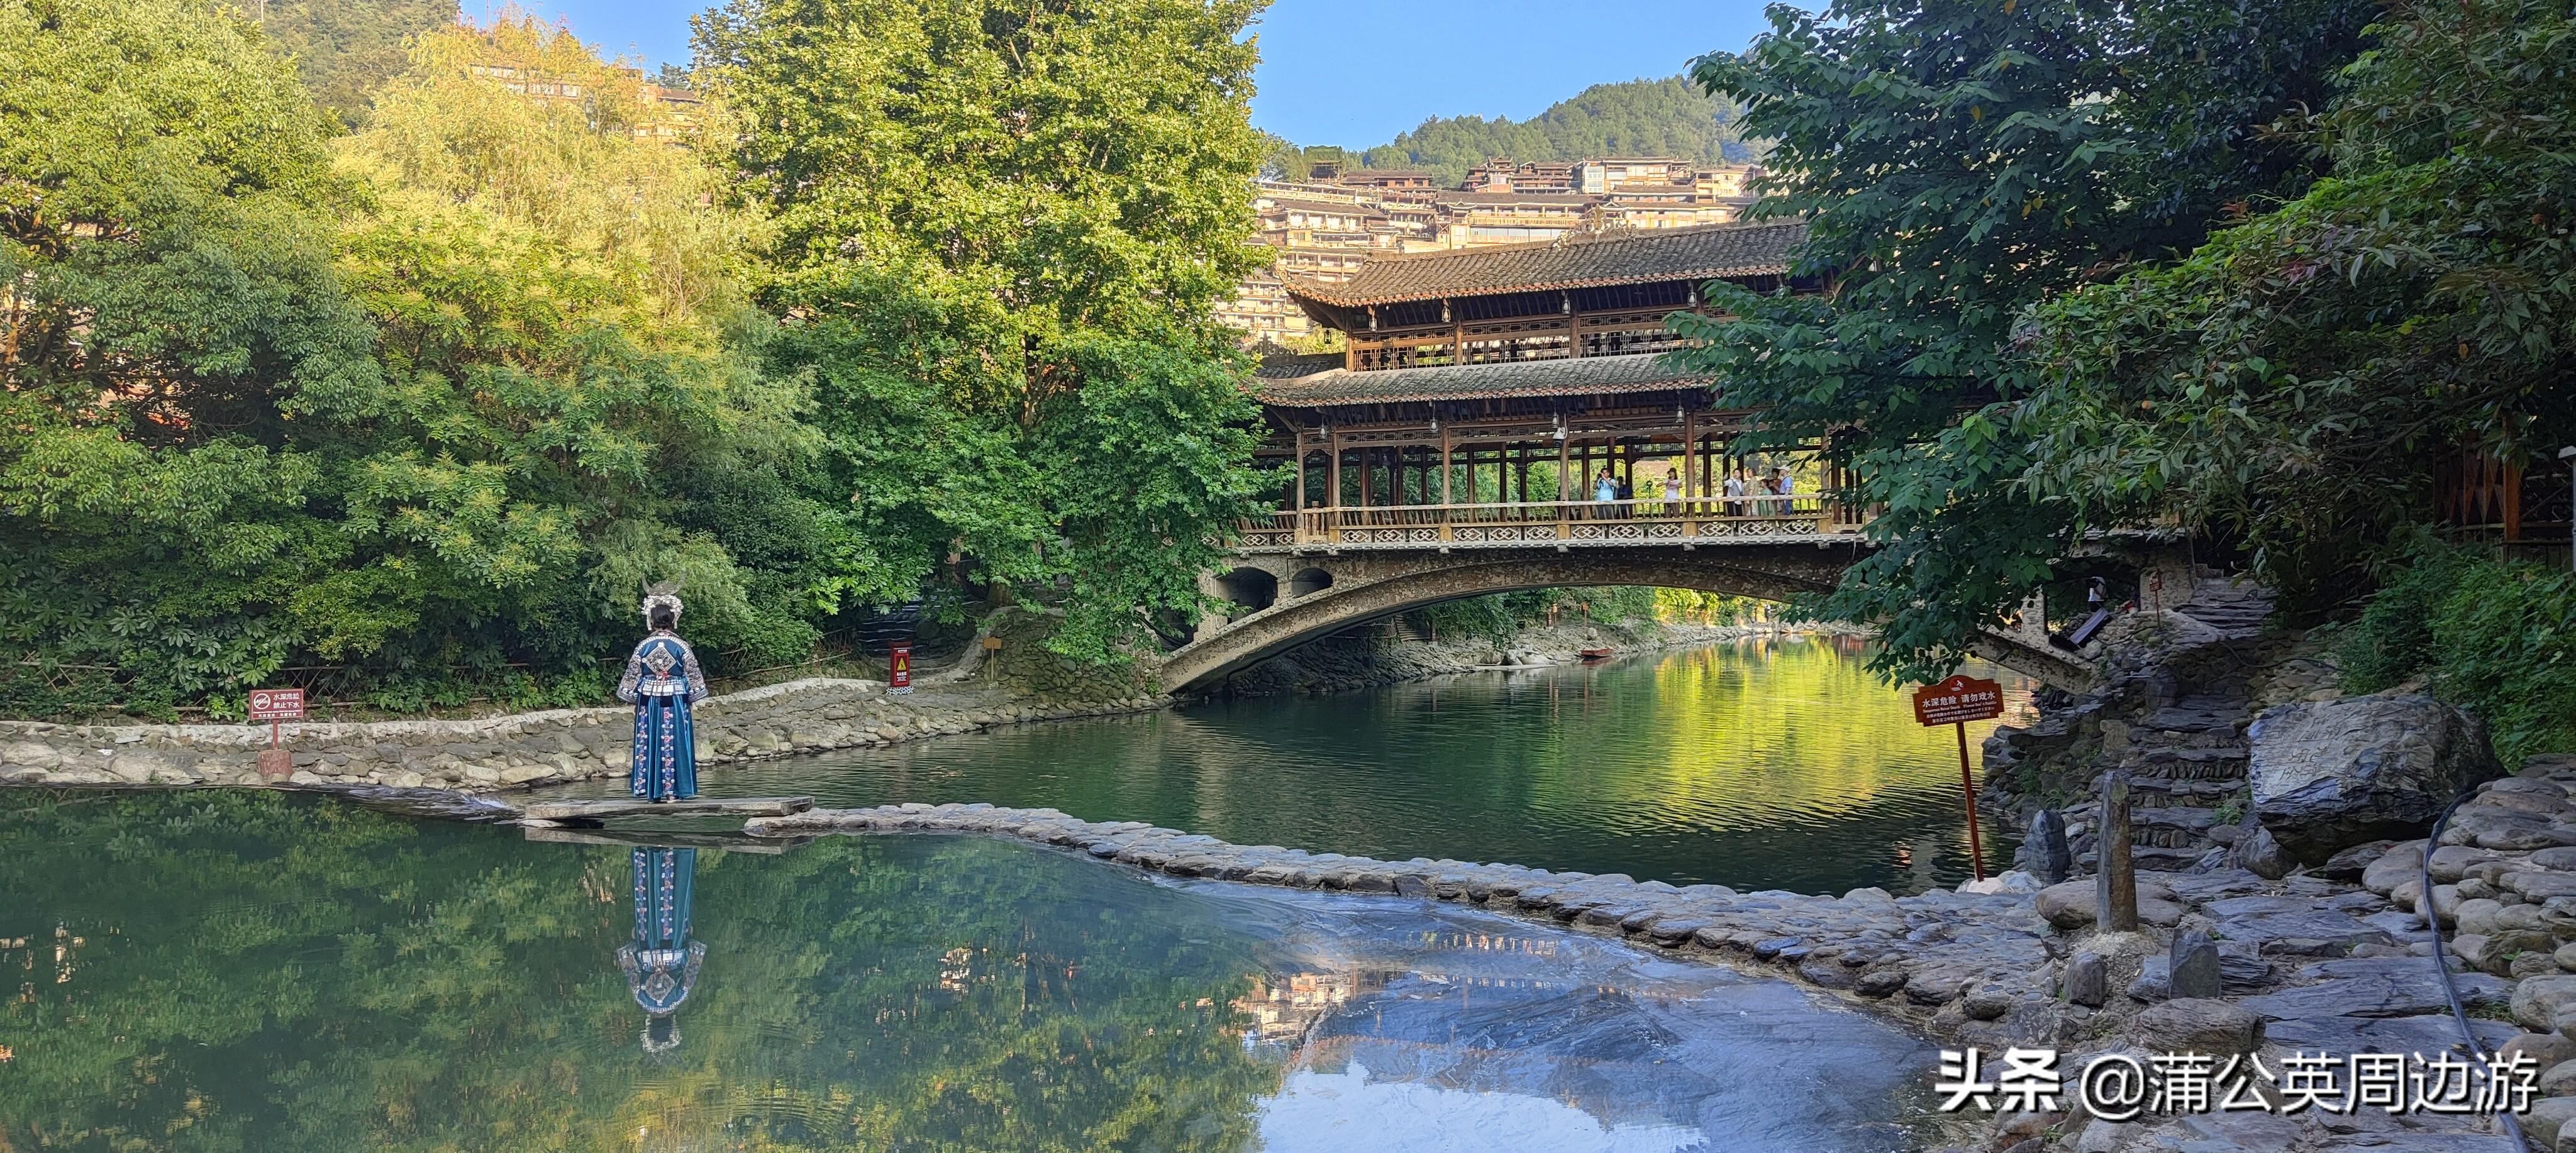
[[618, 846, 706, 1053]]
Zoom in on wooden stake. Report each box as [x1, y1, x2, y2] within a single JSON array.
[[2097, 772, 2138, 932], [1956, 720, 1985, 882]]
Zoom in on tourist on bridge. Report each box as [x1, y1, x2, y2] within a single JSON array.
[[1723, 467, 1747, 516], [618, 582, 711, 802], [1594, 466, 1618, 517], [1662, 466, 1683, 516], [1774, 466, 1796, 515]]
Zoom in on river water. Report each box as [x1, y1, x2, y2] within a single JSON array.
[[563, 636, 2032, 893], [2, 793, 1959, 1152], [0, 637, 2018, 1150]]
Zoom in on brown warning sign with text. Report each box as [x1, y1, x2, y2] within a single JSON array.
[[1913, 675, 2004, 727]]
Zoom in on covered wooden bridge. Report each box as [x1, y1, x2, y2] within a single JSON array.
[[1235, 221, 1857, 550], [1159, 221, 2183, 695]]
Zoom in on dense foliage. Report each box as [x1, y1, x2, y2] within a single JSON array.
[[692, 0, 1276, 662], [2, 0, 1277, 716], [1274, 77, 1760, 186], [2019, 0, 2576, 607], [2335, 541, 2576, 763], [1674, 0, 2373, 682]]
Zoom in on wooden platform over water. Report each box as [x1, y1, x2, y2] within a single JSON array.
[[519, 796, 813, 823]]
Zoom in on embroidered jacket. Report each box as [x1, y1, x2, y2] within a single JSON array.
[[616, 631, 710, 703]]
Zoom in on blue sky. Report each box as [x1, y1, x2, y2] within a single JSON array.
[[492, 0, 1781, 148]]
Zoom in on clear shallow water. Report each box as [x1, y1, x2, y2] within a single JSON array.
[[560, 637, 2032, 894], [0, 791, 1951, 1152]]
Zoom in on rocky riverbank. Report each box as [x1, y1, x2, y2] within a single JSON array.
[[1221, 615, 1862, 697], [0, 678, 1168, 793], [747, 786, 2550, 1152]]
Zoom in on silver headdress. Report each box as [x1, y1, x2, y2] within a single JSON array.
[[640, 580, 684, 623]]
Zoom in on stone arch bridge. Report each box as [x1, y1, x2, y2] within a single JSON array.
[[1160, 533, 2190, 696]]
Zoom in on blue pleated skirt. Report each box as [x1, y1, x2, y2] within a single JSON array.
[[630, 695, 698, 800]]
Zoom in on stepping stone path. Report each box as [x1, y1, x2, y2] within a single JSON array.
[[752, 758, 2576, 1152]]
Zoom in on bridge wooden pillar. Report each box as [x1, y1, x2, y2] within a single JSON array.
[[1555, 432, 1572, 540], [1328, 431, 1343, 538], [1438, 426, 1453, 541], [1292, 436, 1307, 543], [1682, 411, 1699, 531]]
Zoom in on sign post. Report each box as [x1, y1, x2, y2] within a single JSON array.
[[1912, 674, 2005, 881], [889, 642, 913, 695], [248, 688, 307, 780]]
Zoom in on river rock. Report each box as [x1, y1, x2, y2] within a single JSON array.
[[2527, 1096, 2576, 1150], [2028, 810, 2072, 885], [2229, 822, 2291, 880], [2248, 693, 2504, 863], [2033, 880, 2184, 930], [2063, 952, 2108, 1007], [2168, 930, 2223, 998], [2362, 842, 2428, 894], [2318, 839, 2397, 882], [2512, 974, 2576, 1032], [2502, 1032, 2576, 1072], [2130, 998, 2261, 1056]]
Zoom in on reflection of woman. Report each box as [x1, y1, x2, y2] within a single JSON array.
[[619, 846, 706, 1053], [616, 584, 709, 802]]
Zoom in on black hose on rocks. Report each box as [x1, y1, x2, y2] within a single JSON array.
[[2419, 786, 2531, 1151]]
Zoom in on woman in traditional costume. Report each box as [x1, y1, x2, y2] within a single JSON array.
[[618, 845, 706, 1053], [616, 583, 709, 802]]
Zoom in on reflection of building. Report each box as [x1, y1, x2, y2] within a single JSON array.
[[1233, 969, 1382, 1045], [1216, 158, 1763, 345], [464, 58, 703, 146]]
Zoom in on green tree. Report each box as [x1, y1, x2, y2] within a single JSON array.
[[0, 0, 382, 712], [2018, 0, 2575, 608], [1672, 0, 2371, 682], [693, 0, 1275, 662], [0, 6, 840, 714]]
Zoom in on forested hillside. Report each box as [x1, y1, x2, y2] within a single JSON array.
[[256, 0, 461, 128], [1276, 77, 1760, 185]]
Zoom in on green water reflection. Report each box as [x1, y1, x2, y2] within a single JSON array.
[[1, 790, 1945, 1152], [2, 791, 1270, 1152], [613, 637, 2032, 893]]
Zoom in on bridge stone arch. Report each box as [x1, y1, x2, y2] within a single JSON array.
[[1163, 544, 2099, 694]]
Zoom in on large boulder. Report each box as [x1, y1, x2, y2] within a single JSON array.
[[2249, 693, 2502, 863]]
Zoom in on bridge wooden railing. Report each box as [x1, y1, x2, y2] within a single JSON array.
[[1233, 493, 1874, 548]]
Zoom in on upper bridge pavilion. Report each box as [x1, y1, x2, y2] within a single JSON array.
[[1240, 220, 1846, 550]]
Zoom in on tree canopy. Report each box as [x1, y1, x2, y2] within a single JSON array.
[[0, 3, 836, 715], [1674, 0, 2372, 681], [2018, 0, 2576, 606], [692, 0, 1275, 661]]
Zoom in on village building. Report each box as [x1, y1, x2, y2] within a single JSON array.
[[1239, 221, 1843, 548], [1217, 157, 1767, 344]]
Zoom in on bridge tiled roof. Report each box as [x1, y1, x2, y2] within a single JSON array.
[[1282, 220, 1806, 308], [1252, 351, 1345, 379], [1253, 351, 1711, 406]]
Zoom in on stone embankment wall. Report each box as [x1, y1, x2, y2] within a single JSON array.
[[0, 678, 1165, 793]]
